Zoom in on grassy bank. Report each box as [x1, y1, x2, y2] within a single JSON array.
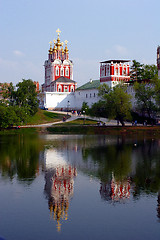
[[46, 125, 160, 137], [56, 118, 99, 126], [25, 109, 68, 125]]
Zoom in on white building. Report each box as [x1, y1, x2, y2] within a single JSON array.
[[39, 29, 132, 111]]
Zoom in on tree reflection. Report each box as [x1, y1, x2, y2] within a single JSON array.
[[131, 140, 160, 197], [0, 133, 44, 183], [80, 137, 160, 218], [82, 137, 132, 182]]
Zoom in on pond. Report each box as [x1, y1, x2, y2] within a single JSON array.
[[0, 133, 160, 240]]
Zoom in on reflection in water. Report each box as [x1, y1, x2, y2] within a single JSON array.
[[1, 133, 160, 236], [110, 174, 130, 202], [100, 173, 131, 203], [157, 192, 160, 220], [0, 133, 44, 183], [44, 149, 77, 231], [42, 135, 160, 222]]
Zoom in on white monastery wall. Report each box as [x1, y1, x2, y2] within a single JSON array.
[[75, 89, 100, 109], [42, 92, 76, 110]]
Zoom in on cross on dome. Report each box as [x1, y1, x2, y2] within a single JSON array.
[[49, 41, 52, 47], [64, 40, 68, 45], [56, 28, 61, 36]]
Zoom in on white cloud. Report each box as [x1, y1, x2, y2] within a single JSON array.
[[13, 50, 24, 56]]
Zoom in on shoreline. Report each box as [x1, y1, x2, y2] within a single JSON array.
[[1, 125, 160, 137], [45, 125, 160, 136]]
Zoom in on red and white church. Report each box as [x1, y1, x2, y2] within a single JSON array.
[[42, 28, 77, 93], [40, 29, 131, 110]]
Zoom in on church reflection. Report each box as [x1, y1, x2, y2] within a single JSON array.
[[100, 173, 131, 203], [44, 149, 77, 231], [42, 135, 160, 224]]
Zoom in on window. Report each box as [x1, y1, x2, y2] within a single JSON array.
[[56, 67, 59, 76], [86, 94, 88, 98], [65, 68, 69, 76], [115, 68, 118, 75], [94, 93, 96, 97], [61, 68, 64, 76], [90, 93, 92, 98]]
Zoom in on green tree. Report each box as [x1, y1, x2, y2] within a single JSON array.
[[130, 60, 144, 81], [98, 84, 132, 126], [130, 60, 158, 82], [81, 102, 89, 115], [142, 64, 158, 80], [89, 100, 107, 118], [0, 105, 20, 128], [134, 82, 157, 120], [12, 79, 38, 116]]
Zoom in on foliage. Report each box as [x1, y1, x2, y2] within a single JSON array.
[[134, 82, 157, 120], [98, 83, 110, 96], [130, 60, 158, 81], [89, 84, 110, 118], [89, 100, 107, 118], [130, 60, 144, 81], [11, 79, 38, 116], [81, 102, 89, 115], [0, 105, 21, 128], [0, 79, 39, 128], [142, 64, 158, 80], [97, 84, 132, 126]]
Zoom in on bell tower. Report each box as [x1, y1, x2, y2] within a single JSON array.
[[42, 29, 76, 93]]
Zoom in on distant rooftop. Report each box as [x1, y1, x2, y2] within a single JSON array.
[[76, 80, 100, 90], [100, 60, 130, 64], [55, 76, 76, 83]]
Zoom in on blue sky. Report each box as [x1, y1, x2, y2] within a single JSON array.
[[0, 0, 159, 87]]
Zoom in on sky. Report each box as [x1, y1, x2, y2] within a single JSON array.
[[0, 0, 160, 87]]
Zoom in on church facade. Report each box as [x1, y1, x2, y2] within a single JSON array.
[[40, 29, 77, 110], [39, 29, 131, 110], [42, 28, 76, 93]]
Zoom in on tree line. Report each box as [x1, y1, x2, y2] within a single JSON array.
[[0, 79, 38, 128], [82, 60, 160, 126]]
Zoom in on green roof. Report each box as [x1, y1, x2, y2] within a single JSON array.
[[76, 80, 100, 90]]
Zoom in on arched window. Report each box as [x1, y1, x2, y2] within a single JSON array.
[[56, 66, 59, 76], [65, 67, 69, 76], [56, 67, 59, 76], [61, 68, 64, 76]]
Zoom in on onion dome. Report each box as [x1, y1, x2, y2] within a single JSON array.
[[64, 40, 69, 53], [48, 41, 53, 54], [53, 39, 57, 53]]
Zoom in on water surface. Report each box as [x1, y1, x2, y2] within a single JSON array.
[[0, 133, 160, 240]]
